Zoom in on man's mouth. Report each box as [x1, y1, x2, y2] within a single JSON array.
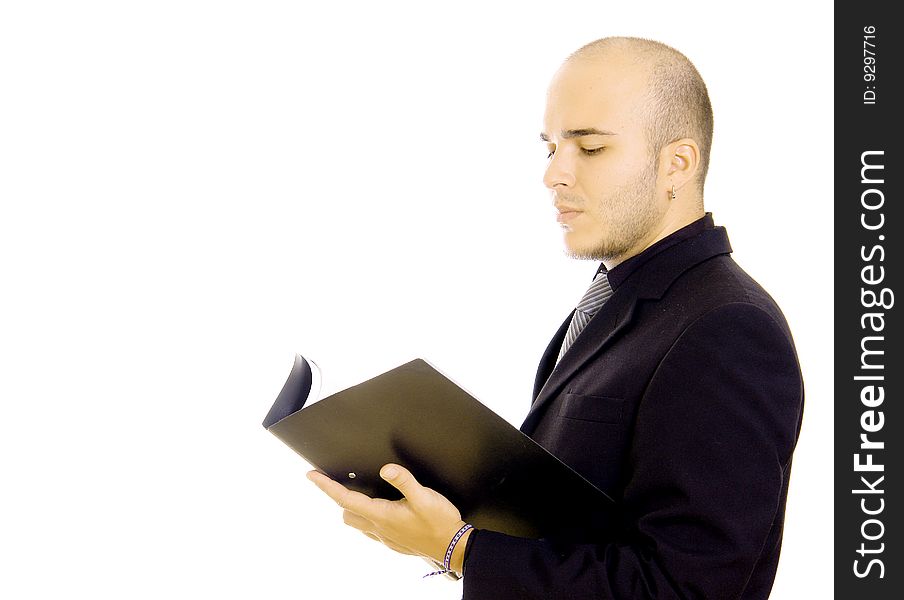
[[555, 205, 583, 224]]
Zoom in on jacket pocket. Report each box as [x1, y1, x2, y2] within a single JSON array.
[[559, 392, 625, 424]]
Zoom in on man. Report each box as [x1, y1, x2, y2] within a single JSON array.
[[309, 36, 804, 599]]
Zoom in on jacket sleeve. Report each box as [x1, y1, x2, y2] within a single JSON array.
[[462, 303, 804, 599]]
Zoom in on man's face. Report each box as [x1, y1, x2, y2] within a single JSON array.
[[541, 55, 668, 263]]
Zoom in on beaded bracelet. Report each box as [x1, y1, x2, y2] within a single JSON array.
[[423, 523, 474, 578]]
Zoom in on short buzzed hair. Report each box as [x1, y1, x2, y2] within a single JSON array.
[[569, 37, 714, 188]]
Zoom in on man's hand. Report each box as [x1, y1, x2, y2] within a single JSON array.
[[306, 464, 473, 572]]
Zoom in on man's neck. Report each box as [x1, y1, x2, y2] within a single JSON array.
[[603, 208, 705, 271]]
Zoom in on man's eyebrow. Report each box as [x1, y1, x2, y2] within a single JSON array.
[[540, 128, 617, 142]]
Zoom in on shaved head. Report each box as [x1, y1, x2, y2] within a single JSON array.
[[568, 37, 714, 190]]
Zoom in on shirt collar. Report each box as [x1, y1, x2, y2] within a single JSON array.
[[598, 213, 715, 290]]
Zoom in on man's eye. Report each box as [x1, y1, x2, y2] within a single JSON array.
[[581, 147, 605, 155]]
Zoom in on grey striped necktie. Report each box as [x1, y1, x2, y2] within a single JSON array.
[[557, 269, 614, 363]]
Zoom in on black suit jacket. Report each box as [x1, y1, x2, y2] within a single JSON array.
[[462, 220, 805, 599]]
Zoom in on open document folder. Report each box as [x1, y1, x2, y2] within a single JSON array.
[[263, 355, 613, 540]]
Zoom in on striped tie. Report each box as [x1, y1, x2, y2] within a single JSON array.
[[557, 269, 614, 363]]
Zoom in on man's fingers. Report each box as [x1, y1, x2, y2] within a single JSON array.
[[382, 539, 419, 556], [343, 509, 374, 532], [361, 530, 419, 556], [307, 470, 375, 515], [344, 510, 419, 556], [379, 463, 425, 501]]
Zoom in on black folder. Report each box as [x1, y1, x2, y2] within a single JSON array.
[[263, 355, 613, 540]]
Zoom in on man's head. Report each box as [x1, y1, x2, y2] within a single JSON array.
[[541, 37, 713, 265]]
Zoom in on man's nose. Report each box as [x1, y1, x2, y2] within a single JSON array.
[[543, 151, 576, 190]]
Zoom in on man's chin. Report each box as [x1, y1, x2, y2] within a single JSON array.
[[563, 243, 612, 262], [563, 230, 635, 263]]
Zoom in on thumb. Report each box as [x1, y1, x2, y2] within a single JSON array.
[[380, 464, 425, 500]]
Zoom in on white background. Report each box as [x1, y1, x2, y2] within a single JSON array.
[[0, 2, 832, 598]]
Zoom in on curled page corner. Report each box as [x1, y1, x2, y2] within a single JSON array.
[[262, 353, 316, 429]]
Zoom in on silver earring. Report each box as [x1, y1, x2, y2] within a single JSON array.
[[670, 185, 677, 200]]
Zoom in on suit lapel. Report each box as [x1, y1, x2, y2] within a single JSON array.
[[532, 312, 573, 400], [521, 226, 733, 435], [522, 291, 639, 433]]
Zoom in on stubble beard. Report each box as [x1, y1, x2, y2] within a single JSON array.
[[565, 163, 662, 262]]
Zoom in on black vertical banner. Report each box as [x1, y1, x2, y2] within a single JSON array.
[[836, 3, 901, 598]]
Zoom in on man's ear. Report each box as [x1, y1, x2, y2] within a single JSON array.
[[663, 138, 700, 192]]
